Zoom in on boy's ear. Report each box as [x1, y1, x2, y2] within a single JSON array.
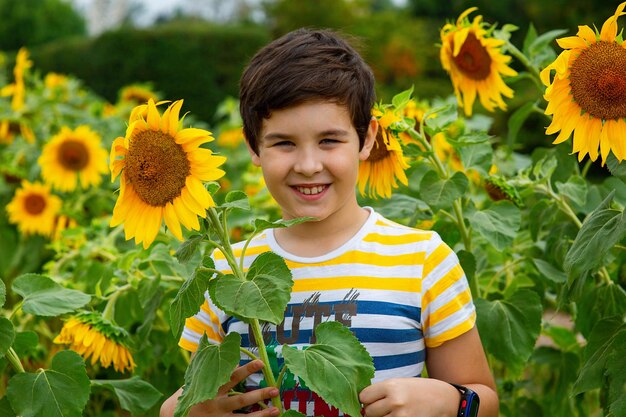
[[244, 136, 262, 167], [359, 117, 378, 161]]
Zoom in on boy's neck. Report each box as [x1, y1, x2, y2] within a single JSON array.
[[274, 205, 371, 258]]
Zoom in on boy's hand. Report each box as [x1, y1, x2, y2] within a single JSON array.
[[359, 378, 460, 417], [186, 360, 280, 417]]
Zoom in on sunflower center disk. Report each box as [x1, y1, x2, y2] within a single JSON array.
[[24, 193, 46, 215], [452, 32, 492, 80], [8, 122, 21, 135], [569, 41, 626, 120], [58, 140, 90, 171], [368, 130, 391, 162], [125, 130, 190, 207]]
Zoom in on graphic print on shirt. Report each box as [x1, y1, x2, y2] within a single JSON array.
[[247, 289, 360, 416]]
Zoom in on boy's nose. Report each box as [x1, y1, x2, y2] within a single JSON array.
[[293, 148, 323, 176]]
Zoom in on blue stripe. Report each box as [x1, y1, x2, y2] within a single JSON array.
[[239, 351, 425, 373], [236, 326, 423, 346], [372, 350, 425, 370]]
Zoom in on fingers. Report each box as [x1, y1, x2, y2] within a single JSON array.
[[224, 386, 280, 413], [363, 399, 391, 417], [218, 360, 265, 395]]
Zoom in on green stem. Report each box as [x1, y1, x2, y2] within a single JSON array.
[[6, 347, 24, 373], [506, 41, 543, 91], [102, 287, 125, 322], [240, 346, 260, 361], [598, 267, 613, 285], [9, 301, 22, 321], [276, 365, 287, 389], [581, 159, 593, 178], [250, 319, 283, 412]]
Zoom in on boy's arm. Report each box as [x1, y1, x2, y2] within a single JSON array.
[[359, 326, 498, 417], [159, 360, 281, 417], [425, 326, 499, 417]]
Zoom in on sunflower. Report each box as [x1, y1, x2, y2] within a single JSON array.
[[0, 48, 32, 111], [6, 180, 62, 236], [217, 127, 245, 148], [54, 311, 135, 373], [110, 99, 226, 248], [0, 120, 35, 144], [38, 125, 108, 192], [358, 107, 410, 199], [119, 84, 159, 106], [44, 72, 69, 90], [541, 3, 626, 165], [440, 8, 517, 117]]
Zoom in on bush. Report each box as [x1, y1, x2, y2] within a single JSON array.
[[30, 23, 271, 122]]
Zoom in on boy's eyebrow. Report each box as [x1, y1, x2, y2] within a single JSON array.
[[263, 129, 350, 141]]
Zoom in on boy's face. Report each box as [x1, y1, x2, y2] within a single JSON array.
[[248, 101, 376, 223]]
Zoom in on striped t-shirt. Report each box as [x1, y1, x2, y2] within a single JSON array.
[[179, 208, 476, 416]]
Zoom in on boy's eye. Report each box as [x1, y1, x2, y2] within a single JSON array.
[[273, 141, 294, 147], [320, 138, 339, 145]]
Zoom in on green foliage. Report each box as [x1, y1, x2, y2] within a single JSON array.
[[174, 332, 241, 417], [30, 25, 270, 123], [282, 321, 375, 417], [470, 201, 522, 251], [209, 252, 293, 324], [169, 263, 214, 340], [0, 0, 85, 50], [6, 350, 90, 417], [91, 378, 162, 416], [11, 274, 90, 316], [475, 290, 543, 375], [0, 317, 15, 357]]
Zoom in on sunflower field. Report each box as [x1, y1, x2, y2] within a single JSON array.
[[0, 3, 625, 417]]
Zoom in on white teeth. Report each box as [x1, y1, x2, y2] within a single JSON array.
[[296, 185, 324, 195]]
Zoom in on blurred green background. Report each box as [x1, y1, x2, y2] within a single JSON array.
[[0, 0, 619, 144]]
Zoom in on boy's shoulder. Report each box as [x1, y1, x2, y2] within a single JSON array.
[[368, 211, 439, 242]]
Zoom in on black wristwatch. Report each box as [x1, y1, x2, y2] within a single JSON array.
[[450, 383, 480, 417]]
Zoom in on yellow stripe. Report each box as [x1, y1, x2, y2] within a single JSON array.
[[285, 250, 425, 269], [200, 301, 224, 331], [422, 263, 464, 312], [425, 289, 472, 328], [363, 232, 431, 245], [293, 276, 420, 292], [425, 312, 476, 348], [213, 243, 272, 260], [178, 338, 198, 352], [422, 242, 451, 278], [185, 317, 223, 342]]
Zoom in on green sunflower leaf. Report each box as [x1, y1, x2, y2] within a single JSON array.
[[0, 318, 15, 358], [0, 279, 5, 308], [221, 190, 250, 211], [170, 262, 214, 339], [11, 274, 90, 317], [174, 234, 204, 264], [7, 350, 90, 417], [253, 217, 314, 234], [470, 201, 521, 251], [475, 289, 542, 375], [91, 377, 162, 416], [419, 170, 468, 210], [0, 396, 16, 417], [456, 139, 493, 176], [174, 332, 241, 417], [282, 321, 375, 417], [564, 191, 626, 278], [209, 252, 292, 324], [572, 317, 625, 396]]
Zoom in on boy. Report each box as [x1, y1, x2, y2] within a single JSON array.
[[161, 28, 498, 417]]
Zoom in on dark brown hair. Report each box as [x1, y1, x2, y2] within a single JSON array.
[[239, 28, 376, 154]]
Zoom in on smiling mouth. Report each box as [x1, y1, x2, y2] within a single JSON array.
[[294, 185, 327, 195]]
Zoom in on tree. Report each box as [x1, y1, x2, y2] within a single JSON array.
[[0, 0, 86, 50]]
